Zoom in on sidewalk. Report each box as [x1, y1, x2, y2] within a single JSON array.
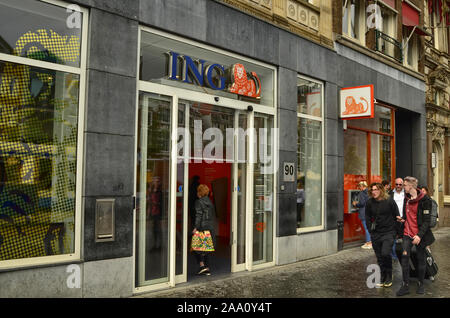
[[134, 227, 450, 298]]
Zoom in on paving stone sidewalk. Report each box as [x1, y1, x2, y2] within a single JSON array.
[[134, 227, 450, 298]]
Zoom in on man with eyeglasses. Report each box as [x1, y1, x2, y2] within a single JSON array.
[[390, 178, 405, 261], [392, 179, 405, 217]]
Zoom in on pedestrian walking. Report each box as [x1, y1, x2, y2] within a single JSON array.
[[396, 177, 435, 296], [192, 184, 216, 276], [365, 182, 400, 288], [390, 178, 405, 261], [420, 185, 438, 252], [352, 181, 371, 249]]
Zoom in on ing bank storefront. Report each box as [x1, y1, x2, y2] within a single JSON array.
[[134, 28, 278, 293]]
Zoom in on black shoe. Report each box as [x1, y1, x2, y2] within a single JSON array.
[[376, 273, 385, 288], [197, 266, 208, 275], [417, 282, 425, 294], [396, 282, 410, 296], [383, 273, 393, 287], [383, 278, 393, 288]]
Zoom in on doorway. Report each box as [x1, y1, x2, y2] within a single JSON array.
[[184, 101, 236, 281], [187, 161, 232, 281], [135, 87, 258, 291]]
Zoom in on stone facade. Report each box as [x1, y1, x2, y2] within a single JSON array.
[[423, 0, 450, 227], [0, 0, 436, 297]]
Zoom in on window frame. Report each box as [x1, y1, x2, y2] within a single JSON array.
[[432, 6, 449, 53], [346, 103, 396, 186], [0, 0, 88, 270], [342, 0, 366, 46], [402, 28, 419, 71], [296, 74, 325, 234], [378, 1, 398, 38]]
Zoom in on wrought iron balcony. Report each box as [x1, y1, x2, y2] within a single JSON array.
[[374, 29, 403, 64]]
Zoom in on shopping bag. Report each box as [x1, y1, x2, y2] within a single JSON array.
[[191, 230, 215, 252]]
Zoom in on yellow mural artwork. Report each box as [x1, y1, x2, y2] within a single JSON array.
[[14, 29, 81, 65], [0, 29, 80, 261]]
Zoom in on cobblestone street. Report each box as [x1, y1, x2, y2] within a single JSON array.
[[136, 227, 450, 298]]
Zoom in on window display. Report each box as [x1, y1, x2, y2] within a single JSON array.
[[0, 61, 79, 261], [0, 0, 85, 264], [0, 0, 82, 67]]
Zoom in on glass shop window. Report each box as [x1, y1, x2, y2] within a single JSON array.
[[0, 0, 83, 67], [0, 0, 85, 266], [296, 76, 324, 231]]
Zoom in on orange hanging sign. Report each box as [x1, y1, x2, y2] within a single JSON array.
[[340, 84, 374, 120]]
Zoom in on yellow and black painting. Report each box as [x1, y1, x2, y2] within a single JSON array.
[[0, 29, 80, 261]]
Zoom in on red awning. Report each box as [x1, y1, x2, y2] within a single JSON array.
[[384, 0, 396, 9], [402, 1, 420, 26], [404, 25, 432, 36]]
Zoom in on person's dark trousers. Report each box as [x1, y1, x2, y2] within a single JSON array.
[[372, 233, 395, 282], [401, 236, 426, 284], [194, 252, 210, 268]]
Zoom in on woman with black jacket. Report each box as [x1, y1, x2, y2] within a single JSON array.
[[365, 182, 400, 288], [396, 176, 435, 296], [193, 184, 216, 276]]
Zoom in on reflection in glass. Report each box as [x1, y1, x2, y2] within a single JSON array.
[[136, 93, 171, 286], [0, 0, 82, 67], [175, 104, 185, 276], [348, 105, 391, 133], [297, 78, 322, 117], [342, 0, 361, 39], [297, 117, 322, 228], [253, 114, 273, 265], [371, 134, 391, 184], [0, 61, 79, 260], [185, 102, 234, 163], [237, 113, 247, 265], [343, 129, 367, 177]]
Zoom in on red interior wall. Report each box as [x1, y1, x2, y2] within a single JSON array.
[[189, 162, 231, 238]]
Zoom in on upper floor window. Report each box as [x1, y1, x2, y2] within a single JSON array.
[[379, 2, 398, 38], [342, 0, 365, 43], [432, 8, 449, 53], [402, 28, 419, 70], [429, 0, 450, 54]]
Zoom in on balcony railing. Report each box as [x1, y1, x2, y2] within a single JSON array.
[[375, 29, 403, 63]]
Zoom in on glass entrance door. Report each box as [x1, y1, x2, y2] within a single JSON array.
[[135, 85, 276, 291], [252, 114, 274, 266], [176, 100, 248, 278], [136, 92, 172, 287]]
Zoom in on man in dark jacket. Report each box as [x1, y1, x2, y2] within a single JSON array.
[[396, 176, 435, 296]]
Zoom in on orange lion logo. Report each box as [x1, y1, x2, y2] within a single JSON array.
[[228, 63, 261, 98], [342, 96, 369, 115]]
